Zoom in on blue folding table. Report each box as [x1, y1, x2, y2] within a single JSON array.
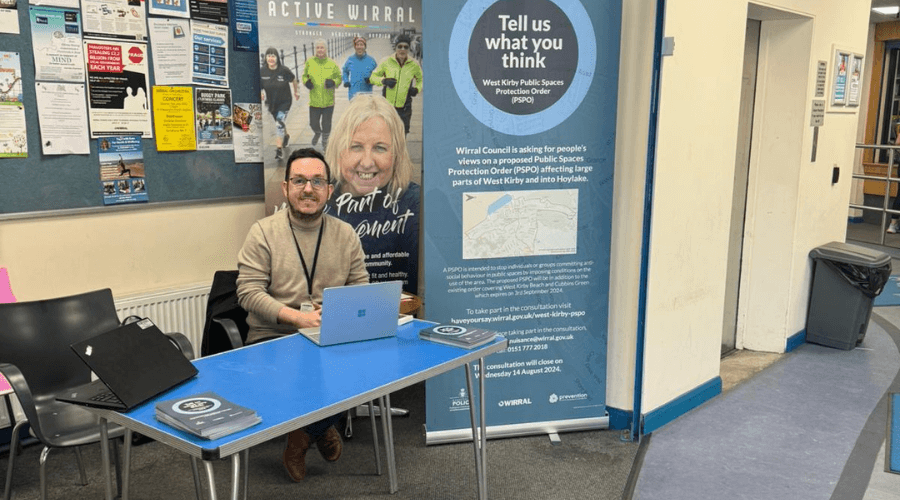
[[85, 319, 506, 500]]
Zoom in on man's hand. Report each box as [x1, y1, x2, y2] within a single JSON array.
[[278, 304, 322, 329], [325, 79, 335, 89], [304, 80, 314, 90], [343, 81, 350, 88], [382, 77, 397, 89], [408, 86, 419, 97]]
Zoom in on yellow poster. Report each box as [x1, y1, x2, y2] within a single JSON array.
[[152, 86, 196, 151]]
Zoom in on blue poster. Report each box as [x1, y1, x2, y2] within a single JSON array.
[[423, 0, 620, 440]]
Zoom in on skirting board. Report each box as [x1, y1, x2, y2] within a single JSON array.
[[425, 416, 608, 445], [642, 376, 722, 434], [786, 330, 806, 352], [606, 406, 632, 430]]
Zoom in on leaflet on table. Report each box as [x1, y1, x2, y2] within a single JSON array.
[[0, 0, 20, 34], [191, 21, 228, 88], [232, 102, 261, 162], [0, 52, 28, 158], [35, 82, 90, 155], [155, 391, 261, 440], [195, 87, 232, 150], [29, 6, 86, 82], [81, 0, 147, 41], [147, 0, 188, 18], [148, 18, 191, 85], [84, 40, 153, 138], [231, 0, 257, 52], [98, 135, 148, 205], [152, 85, 196, 151], [188, 0, 227, 24], [419, 324, 498, 349]]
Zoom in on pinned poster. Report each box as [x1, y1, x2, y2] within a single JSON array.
[[194, 87, 232, 150], [99, 135, 148, 205], [152, 85, 196, 151], [0, 0, 20, 34], [84, 40, 153, 138], [191, 20, 228, 88], [29, 6, 86, 82], [0, 52, 28, 158]]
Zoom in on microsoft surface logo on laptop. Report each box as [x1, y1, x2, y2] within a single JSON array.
[[358, 309, 366, 317]]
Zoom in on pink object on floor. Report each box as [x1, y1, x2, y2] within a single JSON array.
[[0, 267, 16, 303]]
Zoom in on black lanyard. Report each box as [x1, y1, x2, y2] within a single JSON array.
[[288, 215, 324, 298]]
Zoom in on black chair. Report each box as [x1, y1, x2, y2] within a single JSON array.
[[0, 288, 194, 500]]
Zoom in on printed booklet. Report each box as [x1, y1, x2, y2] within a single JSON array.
[[155, 391, 260, 440], [418, 325, 498, 349]]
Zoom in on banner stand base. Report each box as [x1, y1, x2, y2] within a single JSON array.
[[425, 416, 608, 445]]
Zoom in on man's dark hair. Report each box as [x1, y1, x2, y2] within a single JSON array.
[[284, 147, 331, 182]]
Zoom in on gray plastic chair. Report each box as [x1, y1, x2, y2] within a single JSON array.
[[0, 288, 194, 500]]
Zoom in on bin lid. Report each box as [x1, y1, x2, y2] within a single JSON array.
[[809, 241, 892, 266]]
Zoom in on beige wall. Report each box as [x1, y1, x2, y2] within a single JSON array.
[[609, 0, 872, 417], [1, 200, 264, 301]]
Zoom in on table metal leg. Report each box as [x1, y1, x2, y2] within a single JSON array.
[[122, 429, 132, 500], [368, 400, 382, 475], [464, 363, 486, 500], [190, 457, 203, 500], [99, 418, 114, 500], [242, 449, 249, 500], [384, 393, 397, 492], [203, 460, 217, 500], [379, 395, 398, 493], [230, 453, 240, 500]]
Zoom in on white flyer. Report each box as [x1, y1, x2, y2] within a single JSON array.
[[232, 102, 262, 163], [0, 0, 20, 35], [148, 18, 191, 85], [35, 82, 90, 155], [29, 6, 86, 82], [190, 20, 228, 88], [81, 0, 147, 41]]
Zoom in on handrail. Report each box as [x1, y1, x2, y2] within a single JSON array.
[[852, 144, 900, 244]]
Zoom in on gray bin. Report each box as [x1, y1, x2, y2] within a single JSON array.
[[806, 242, 892, 350]]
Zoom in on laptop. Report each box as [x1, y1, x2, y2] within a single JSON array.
[[299, 281, 403, 346], [56, 318, 198, 412]]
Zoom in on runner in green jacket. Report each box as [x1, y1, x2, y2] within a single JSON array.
[[371, 34, 422, 134], [302, 39, 342, 150]]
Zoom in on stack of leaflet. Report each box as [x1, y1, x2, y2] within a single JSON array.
[[155, 391, 261, 440], [419, 324, 498, 349]]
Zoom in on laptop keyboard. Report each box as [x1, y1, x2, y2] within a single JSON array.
[[90, 391, 123, 405]]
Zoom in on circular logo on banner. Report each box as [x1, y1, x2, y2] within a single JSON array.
[[434, 325, 468, 336], [171, 396, 221, 415], [449, 0, 596, 135], [468, 0, 576, 115], [128, 46, 144, 64]]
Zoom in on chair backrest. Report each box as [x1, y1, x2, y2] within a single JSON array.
[[200, 270, 249, 356], [0, 288, 120, 398]]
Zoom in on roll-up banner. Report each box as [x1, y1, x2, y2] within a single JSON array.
[[422, 0, 620, 442]]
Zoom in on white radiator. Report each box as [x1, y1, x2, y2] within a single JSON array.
[[114, 282, 211, 359]]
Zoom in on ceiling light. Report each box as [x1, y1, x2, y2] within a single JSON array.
[[874, 6, 900, 15]]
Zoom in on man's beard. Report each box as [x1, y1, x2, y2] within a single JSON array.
[[289, 195, 324, 221]]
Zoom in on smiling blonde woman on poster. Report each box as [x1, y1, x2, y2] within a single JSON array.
[[325, 93, 419, 294]]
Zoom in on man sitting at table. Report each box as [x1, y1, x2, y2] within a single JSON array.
[[236, 147, 369, 481]]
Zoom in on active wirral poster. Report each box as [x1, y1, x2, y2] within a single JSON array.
[[257, 0, 422, 295], [423, 0, 620, 441]]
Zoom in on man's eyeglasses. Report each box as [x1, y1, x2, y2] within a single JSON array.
[[288, 177, 329, 189], [396, 44, 409, 49]]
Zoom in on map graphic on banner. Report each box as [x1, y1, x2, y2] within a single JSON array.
[[423, 0, 620, 441], [257, 0, 423, 295]]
